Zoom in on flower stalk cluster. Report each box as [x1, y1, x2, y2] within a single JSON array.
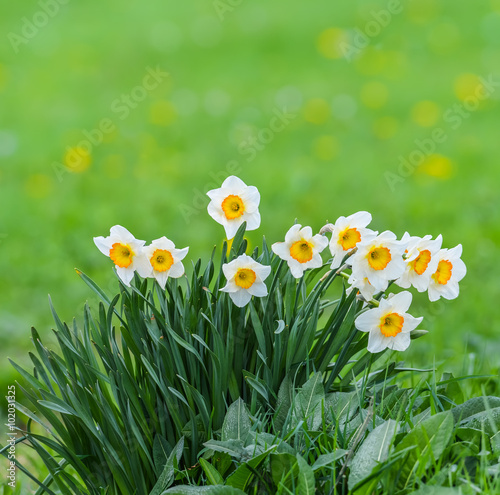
[[94, 175, 466, 355]]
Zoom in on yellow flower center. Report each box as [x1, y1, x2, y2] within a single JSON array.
[[432, 259, 453, 285], [290, 240, 314, 263], [234, 268, 256, 289], [221, 195, 245, 220], [410, 249, 432, 275], [150, 249, 174, 272], [380, 312, 404, 337], [367, 246, 392, 270], [110, 243, 134, 268], [338, 227, 361, 251]]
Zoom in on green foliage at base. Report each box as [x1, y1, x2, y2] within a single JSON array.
[[1, 228, 499, 494]]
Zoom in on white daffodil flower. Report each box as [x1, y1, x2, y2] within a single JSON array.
[[427, 245, 467, 302], [355, 291, 423, 353], [220, 254, 271, 307], [272, 224, 329, 279], [323, 211, 376, 269], [136, 237, 189, 289], [396, 233, 443, 292], [348, 274, 386, 302], [93, 225, 147, 286], [207, 176, 261, 239], [350, 231, 407, 292]]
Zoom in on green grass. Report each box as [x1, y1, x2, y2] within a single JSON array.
[[1, 8, 500, 491], [1, 0, 500, 375]]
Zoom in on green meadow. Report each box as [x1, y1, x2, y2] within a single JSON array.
[[1, 0, 499, 387]]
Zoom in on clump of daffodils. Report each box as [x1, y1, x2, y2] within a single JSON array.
[[94, 175, 466, 354]]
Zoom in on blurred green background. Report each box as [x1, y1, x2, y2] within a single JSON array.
[[1, 0, 500, 386]]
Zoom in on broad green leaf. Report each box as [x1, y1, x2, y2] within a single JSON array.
[[491, 431, 500, 456], [348, 419, 398, 490], [221, 398, 251, 442], [274, 375, 292, 433], [451, 396, 500, 423], [458, 406, 500, 436], [311, 450, 348, 471], [150, 437, 184, 495], [395, 411, 454, 488], [199, 458, 224, 485], [324, 391, 358, 423], [296, 454, 315, 495], [270, 453, 298, 488], [203, 440, 247, 459], [410, 486, 464, 495], [162, 487, 246, 494], [153, 435, 172, 474], [225, 448, 274, 490], [292, 373, 325, 431]]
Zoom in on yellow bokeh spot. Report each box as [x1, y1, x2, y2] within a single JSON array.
[[360, 81, 388, 109], [317, 28, 349, 59], [104, 154, 125, 179], [411, 101, 441, 127], [25, 174, 53, 199], [304, 98, 330, 125], [454, 73, 484, 102], [418, 154, 454, 179], [406, 0, 440, 24], [313, 135, 339, 160], [149, 100, 177, 126], [373, 116, 399, 140], [64, 146, 92, 173], [355, 48, 388, 76]]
